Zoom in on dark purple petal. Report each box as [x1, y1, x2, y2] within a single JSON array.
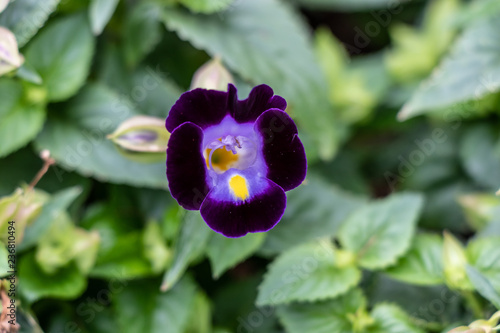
[[166, 122, 209, 210], [200, 177, 286, 238], [165, 88, 231, 132], [255, 109, 307, 191], [232, 84, 287, 123], [166, 84, 287, 132]]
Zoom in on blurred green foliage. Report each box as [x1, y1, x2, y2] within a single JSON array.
[[1, 0, 500, 332]]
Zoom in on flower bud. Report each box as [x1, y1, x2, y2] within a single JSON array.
[[0, 186, 49, 244], [0, 26, 24, 76], [108, 115, 169, 153], [190, 57, 234, 91], [458, 193, 500, 230], [443, 231, 473, 290], [448, 312, 500, 333]]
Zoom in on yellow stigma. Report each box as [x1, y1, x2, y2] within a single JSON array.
[[229, 175, 249, 200]]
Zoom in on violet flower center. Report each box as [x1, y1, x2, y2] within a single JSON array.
[[204, 135, 257, 174]]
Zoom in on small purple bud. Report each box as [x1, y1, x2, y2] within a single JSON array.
[[107, 115, 169, 153]]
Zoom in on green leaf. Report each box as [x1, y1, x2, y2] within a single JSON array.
[[90, 232, 155, 280], [143, 221, 171, 274], [89, 0, 119, 35], [114, 277, 197, 333], [459, 193, 500, 231], [18, 252, 86, 303], [466, 265, 500, 309], [35, 83, 169, 188], [399, 16, 500, 119], [257, 240, 361, 306], [124, 2, 163, 67], [207, 232, 265, 278], [0, 0, 60, 47], [128, 67, 183, 117], [0, 245, 9, 277], [459, 125, 500, 191], [96, 45, 183, 115], [82, 203, 155, 280], [161, 212, 212, 291], [467, 236, 500, 292], [338, 193, 424, 270], [24, 13, 95, 102], [184, 291, 212, 333], [16, 63, 43, 85], [368, 304, 424, 333], [276, 288, 366, 333], [177, 0, 234, 13], [87, 216, 154, 279], [368, 275, 462, 323], [0, 79, 46, 158], [18, 186, 82, 252], [35, 212, 100, 274], [454, 0, 500, 27], [386, 0, 459, 83], [385, 233, 444, 285], [443, 231, 473, 291], [163, 0, 341, 159], [290, 0, 403, 11], [315, 28, 378, 124], [477, 218, 500, 239], [260, 178, 367, 256]]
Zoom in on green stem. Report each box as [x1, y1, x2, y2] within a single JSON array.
[[461, 290, 484, 319]]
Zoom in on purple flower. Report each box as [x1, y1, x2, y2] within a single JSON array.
[[166, 84, 307, 238]]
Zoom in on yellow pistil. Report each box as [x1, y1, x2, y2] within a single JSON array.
[[205, 147, 239, 172], [229, 175, 249, 200]]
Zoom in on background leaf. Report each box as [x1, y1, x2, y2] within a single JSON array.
[[0, 79, 45, 158], [276, 288, 366, 333], [338, 193, 424, 270], [459, 125, 500, 191], [177, 0, 234, 14], [161, 212, 211, 291], [368, 304, 424, 333], [82, 204, 155, 280], [124, 2, 163, 68], [18, 252, 86, 303], [0, 245, 9, 276], [385, 233, 444, 285], [18, 186, 82, 252], [24, 13, 95, 102], [257, 240, 361, 306], [466, 265, 500, 309], [399, 15, 500, 119], [89, 0, 119, 35], [290, 0, 407, 11], [466, 236, 500, 292], [207, 232, 265, 278], [0, 0, 60, 47], [114, 276, 197, 333], [260, 179, 367, 256]]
